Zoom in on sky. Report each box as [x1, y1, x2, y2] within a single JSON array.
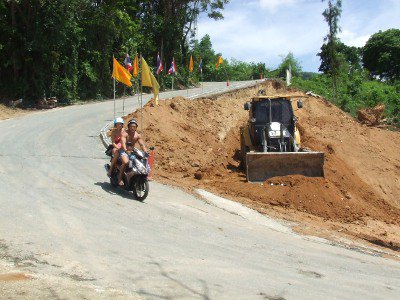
[[197, 0, 400, 72]]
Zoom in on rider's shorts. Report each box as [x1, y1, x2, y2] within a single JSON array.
[[119, 149, 128, 158]]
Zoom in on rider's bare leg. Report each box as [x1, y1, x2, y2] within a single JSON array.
[[118, 155, 129, 185], [108, 148, 119, 177]]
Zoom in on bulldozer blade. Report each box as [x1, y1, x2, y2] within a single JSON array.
[[246, 152, 324, 182]]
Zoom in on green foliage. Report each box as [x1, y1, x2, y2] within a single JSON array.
[[0, 0, 230, 103], [293, 72, 400, 125], [275, 52, 302, 78], [363, 29, 400, 82], [301, 72, 319, 80], [321, 0, 342, 101], [309, 2, 399, 126], [318, 41, 362, 74]]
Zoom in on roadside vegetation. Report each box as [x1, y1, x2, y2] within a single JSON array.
[[283, 1, 399, 126], [0, 0, 398, 125], [291, 27, 400, 126]]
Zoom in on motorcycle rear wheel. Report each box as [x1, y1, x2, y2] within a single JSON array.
[[133, 177, 149, 201]]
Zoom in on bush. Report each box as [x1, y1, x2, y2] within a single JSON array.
[[293, 74, 400, 125]]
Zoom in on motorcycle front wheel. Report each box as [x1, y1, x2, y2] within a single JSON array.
[[133, 177, 149, 201]]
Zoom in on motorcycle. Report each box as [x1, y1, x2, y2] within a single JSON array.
[[105, 146, 153, 201]]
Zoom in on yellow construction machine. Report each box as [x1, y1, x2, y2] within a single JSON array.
[[240, 91, 324, 182]]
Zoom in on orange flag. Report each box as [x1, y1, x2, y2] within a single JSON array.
[[112, 57, 132, 87], [189, 54, 194, 72], [133, 54, 139, 77], [216, 56, 223, 70]]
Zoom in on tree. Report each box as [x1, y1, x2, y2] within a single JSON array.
[[192, 34, 218, 81], [318, 41, 362, 74], [363, 29, 400, 82], [276, 52, 302, 78], [0, 0, 230, 102], [321, 0, 342, 103], [138, 0, 229, 72]]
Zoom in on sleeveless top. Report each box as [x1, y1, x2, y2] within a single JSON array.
[[113, 133, 123, 149]]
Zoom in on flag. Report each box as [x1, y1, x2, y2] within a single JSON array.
[[133, 54, 139, 77], [189, 54, 194, 72], [141, 57, 160, 101], [112, 57, 132, 87], [199, 57, 203, 73], [124, 53, 133, 73], [216, 56, 223, 70], [156, 52, 164, 75], [168, 58, 177, 75]]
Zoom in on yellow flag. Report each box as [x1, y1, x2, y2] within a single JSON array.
[[216, 56, 223, 70], [141, 57, 160, 104], [133, 54, 139, 77], [112, 57, 132, 87], [189, 54, 194, 72]]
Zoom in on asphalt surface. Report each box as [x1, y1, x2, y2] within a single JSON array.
[[0, 81, 399, 299]]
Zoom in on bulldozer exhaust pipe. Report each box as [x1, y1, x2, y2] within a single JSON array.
[[246, 152, 324, 182]]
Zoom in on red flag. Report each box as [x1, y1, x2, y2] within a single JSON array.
[[168, 58, 177, 75], [156, 53, 164, 74]]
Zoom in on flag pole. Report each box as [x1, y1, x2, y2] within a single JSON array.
[[222, 61, 229, 87], [123, 90, 125, 116], [114, 77, 116, 118], [139, 53, 143, 134], [187, 55, 191, 97], [201, 69, 203, 93], [113, 55, 116, 119], [199, 57, 204, 93], [122, 52, 126, 116]]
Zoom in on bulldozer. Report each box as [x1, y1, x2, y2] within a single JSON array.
[[240, 91, 324, 182]]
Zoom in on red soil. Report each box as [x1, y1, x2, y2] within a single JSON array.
[[123, 80, 400, 251]]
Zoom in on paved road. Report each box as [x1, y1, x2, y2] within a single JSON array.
[[0, 81, 399, 299]]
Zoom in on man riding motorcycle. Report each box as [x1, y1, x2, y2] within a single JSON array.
[[107, 118, 149, 184], [126, 119, 148, 153]]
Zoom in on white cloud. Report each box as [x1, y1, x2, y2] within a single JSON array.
[[198, 0, 325, 70], [197, 0, 400, 72], [259, 0, 296, 12], [339, 30, 370, 48]]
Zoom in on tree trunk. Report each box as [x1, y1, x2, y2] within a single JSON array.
[[10, 0, 18, 83]]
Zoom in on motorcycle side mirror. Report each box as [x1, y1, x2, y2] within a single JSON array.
[[244, 102, 251, 110], [297, 100, 303, 109]]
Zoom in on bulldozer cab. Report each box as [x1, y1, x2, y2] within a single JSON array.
[[248, 97, 295, 150]]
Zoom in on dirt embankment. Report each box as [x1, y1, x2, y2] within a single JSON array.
[[0, 104, 28, 120], [125, 80, 400, 251]]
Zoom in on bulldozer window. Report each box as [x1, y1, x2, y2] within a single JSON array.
[[253, 100, 293, 125], [271, 101, 293, 124]]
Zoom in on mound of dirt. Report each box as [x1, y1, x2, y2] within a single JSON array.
[[124, 80, 400, 251], [0, 104, 27, 120], [357, 104, 385, 126]]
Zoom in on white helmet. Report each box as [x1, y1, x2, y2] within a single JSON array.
[[114, 117, 124, 125]]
